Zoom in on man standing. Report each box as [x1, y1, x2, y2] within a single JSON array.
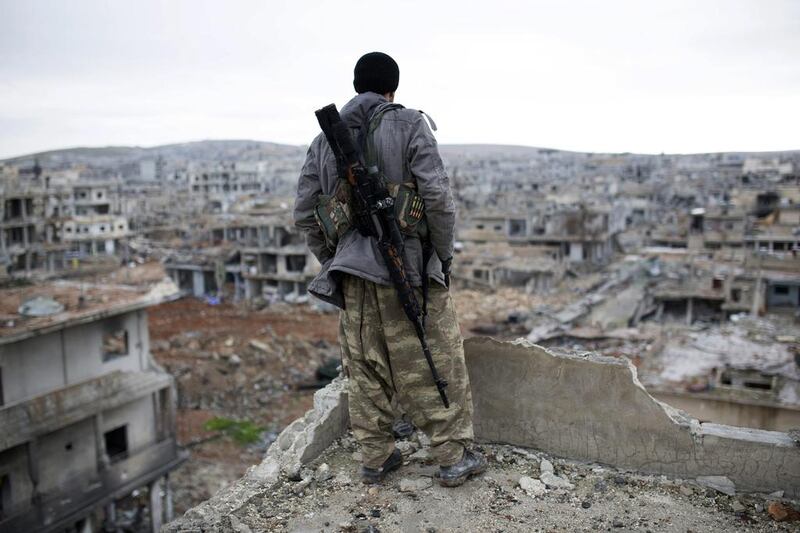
[[294, 52, 485, 487]]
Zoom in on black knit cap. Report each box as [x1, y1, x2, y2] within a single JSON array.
[[353, 52, 399, 95]]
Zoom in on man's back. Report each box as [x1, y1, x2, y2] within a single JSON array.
[[293, 51, 485, 488], [295, 90, 455, 306]]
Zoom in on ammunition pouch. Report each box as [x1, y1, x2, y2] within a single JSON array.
[[314, 179, 354, 250], [315, 178, 427, 250]]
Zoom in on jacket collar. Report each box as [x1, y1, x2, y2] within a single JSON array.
[[340, 92, 388, 128]]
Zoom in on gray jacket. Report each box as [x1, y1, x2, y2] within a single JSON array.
[[293, 92, 456, 308]]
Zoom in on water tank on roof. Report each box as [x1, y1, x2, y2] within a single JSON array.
[[19, 296, 65, 317]]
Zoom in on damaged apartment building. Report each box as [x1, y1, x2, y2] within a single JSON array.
[[454, 202, 625, 291], [646, 187, 800, 319], [0, 280, 185, 532], [187, 162, 268, 213], [461, 203, 625, 265], [1, 169, 131, 277], [163, 210, 320, 303]]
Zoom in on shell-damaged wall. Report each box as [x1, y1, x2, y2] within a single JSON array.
[[166, 338, 799, 530], [465, 337, 800, 498]]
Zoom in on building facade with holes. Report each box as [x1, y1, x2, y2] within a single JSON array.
[[0, 285, 186, 533]]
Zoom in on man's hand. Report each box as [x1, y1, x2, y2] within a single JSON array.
[[441, 257, 452, 289]]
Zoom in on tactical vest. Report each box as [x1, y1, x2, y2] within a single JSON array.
[[314, 104, 427, 251]]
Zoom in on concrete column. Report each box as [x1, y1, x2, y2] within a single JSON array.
[[78, 517, 93, 533], [192, 270, 205, 297], [153, 391, 164, 441], [27, 438, 42, 524], [149, 478, 163, 533], [104, 502, 117, 529], [165, 474, 174, 522], [166, 386, 177, 439], [656, 302, 664, 323], [686, 297, 694, 326], [94, 413, 110, 469]]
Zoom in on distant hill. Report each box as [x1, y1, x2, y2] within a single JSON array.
[[4, 140, 799, 169], [1, 140, 306, 168]]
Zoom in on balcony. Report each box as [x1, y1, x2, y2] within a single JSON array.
[[1, 371, 171, 450]]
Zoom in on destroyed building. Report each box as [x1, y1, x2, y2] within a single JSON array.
[[187, 162, 268, 212], [161, 208, 320, 303], [164, 245, 241, 299], [0, 174, 132, 278], [453, 242, 565, 293], [238, 216, 321, 302], [0, 184, 45, 275], [460, 203, 625, 266], [0, 279, 186, 532]]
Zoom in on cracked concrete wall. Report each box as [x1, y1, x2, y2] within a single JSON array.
[[464, 337, 800, 498]]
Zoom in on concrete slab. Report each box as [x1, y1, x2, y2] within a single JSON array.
[[464, 337, 800, 498]]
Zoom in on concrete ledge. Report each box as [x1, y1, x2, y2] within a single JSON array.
[[464, 337, 800, 497], [0, 370, 171, 450]]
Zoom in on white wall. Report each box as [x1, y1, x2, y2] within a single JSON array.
[[102, 395, 156, 455], [37, 418, 96, 494], [0, 333, 65, 404], [64, 312, 143, 384]]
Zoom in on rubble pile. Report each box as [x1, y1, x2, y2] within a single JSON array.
[[156, 329, 339, 417], [218, 433, 800, 532]]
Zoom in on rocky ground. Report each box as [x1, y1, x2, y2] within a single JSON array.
[[208, 433, 800, 532]]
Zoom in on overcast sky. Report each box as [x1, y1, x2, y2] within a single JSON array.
[[1, 0, 798, 159]]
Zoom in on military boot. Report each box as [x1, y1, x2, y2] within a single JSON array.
[[361, 448, 403, 484], [435, 449, 487, 487]]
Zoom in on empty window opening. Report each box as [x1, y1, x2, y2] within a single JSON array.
[[260, 254, 278, 274], [774, 285, 790, 295], [744, 380, 773, 391], [509, 219, 527, 236], [104, 426, 128, 463], [0, 474, 9, 519], [286, 255, 307, 272], [102, 330, 129, 361]]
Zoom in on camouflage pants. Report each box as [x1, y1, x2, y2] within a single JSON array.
[[339, 274, 474, 469]]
